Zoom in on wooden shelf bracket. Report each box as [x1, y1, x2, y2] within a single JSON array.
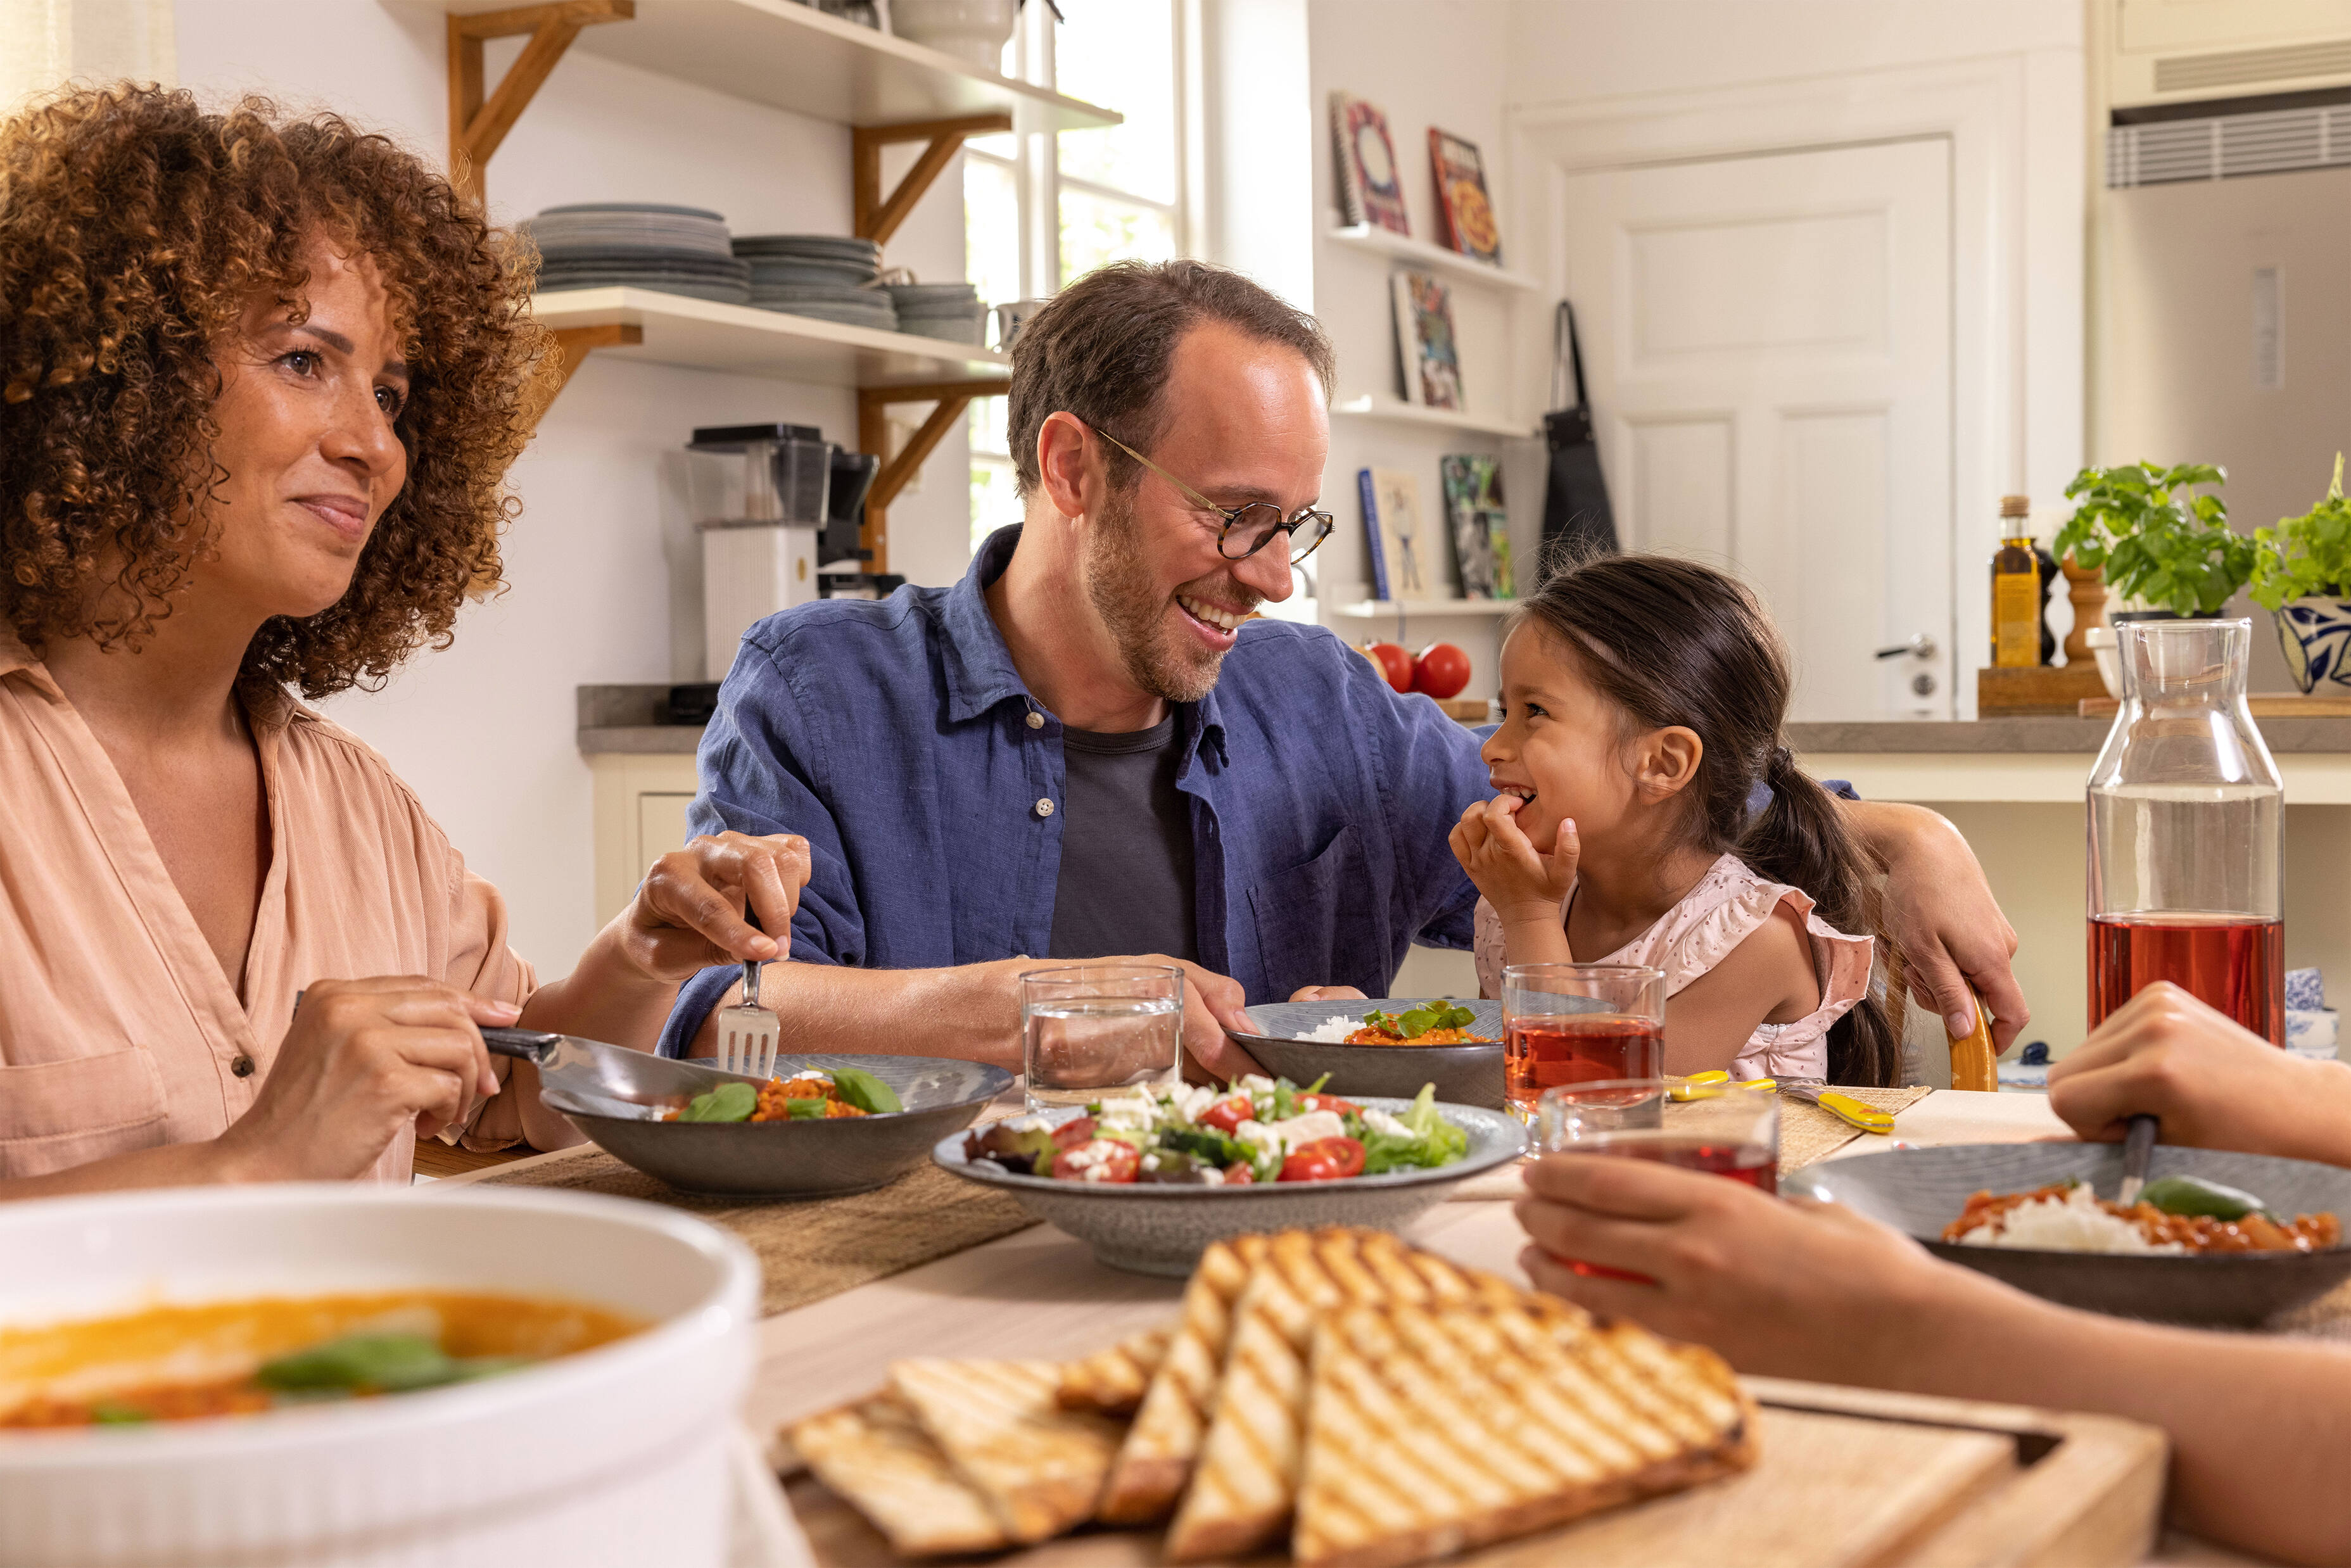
[[448, 1, 634, 206], [856, 379, 1010, 572], [853, 114, 1013, 246], [522, 322, 643, 430]]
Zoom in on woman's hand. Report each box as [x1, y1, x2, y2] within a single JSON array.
[[217, 978, 512, 1182], [1512, 1152, 2018, 1379], [2049, 982, 2351, 1167], [1847, 800, 2028, 1051], [1450, 797, 1578, 927], [620, 831, 812, 982]]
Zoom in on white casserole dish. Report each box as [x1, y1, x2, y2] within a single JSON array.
[[0, 1184, 759, 1568]]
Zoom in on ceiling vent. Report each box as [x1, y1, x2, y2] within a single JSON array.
[[2108, 103, 2351, 186], [2155, 37, 2351, 94]]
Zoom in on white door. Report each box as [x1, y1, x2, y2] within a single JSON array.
[[1554, 139, 1955, 719]]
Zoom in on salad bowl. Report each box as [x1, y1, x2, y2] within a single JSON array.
[[541, 1053, 1011, 1198], [933, 1092, 1524, 1276]]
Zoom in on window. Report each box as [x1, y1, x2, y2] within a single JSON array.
[[965, 1, 1186, 555]]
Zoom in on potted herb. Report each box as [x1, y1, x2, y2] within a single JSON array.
[[2250, 453, 2351, 693], [2054, 462, 2249, 698]]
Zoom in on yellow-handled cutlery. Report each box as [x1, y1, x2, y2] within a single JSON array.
[[1777, 1080, 1897, 1135]]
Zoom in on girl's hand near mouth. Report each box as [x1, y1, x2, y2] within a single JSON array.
[[1450, 795, 1580, 963]]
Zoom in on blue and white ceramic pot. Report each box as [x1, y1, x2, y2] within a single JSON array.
[[2272, 597, 2351, 693]]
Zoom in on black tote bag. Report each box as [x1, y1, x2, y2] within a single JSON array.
[[1540, 301, 1619, 556]]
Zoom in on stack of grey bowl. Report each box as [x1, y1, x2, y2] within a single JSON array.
[[525, 203, 751, 305], [734, 235, 894, 331], [885, 282, 985, 345]]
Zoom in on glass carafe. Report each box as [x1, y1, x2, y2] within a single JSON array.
[[2086, 619, 2284, 1043]]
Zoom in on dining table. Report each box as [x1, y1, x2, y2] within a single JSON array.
[[448, 1088, 2279, 1568]]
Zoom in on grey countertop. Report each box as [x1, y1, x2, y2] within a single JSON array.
[[578, 686, 2351, 758]]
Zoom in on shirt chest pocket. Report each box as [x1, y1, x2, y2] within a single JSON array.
[[1244, 824, 1375, 1001], [0, 1047, 170, 1179]]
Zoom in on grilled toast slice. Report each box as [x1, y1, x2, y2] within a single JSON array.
[[787, 1394, 1009, 1557], [1058, 1323, 1174, 1417], [1096, 1233, 1269, 1524], [1291, 1296, 1759, 1568], [887, 1358, 1125, 1543], [1162, 1228, 1518, 1561]]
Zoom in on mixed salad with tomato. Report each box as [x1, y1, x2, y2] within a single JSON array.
[[961, 1075, 1470, 1187]]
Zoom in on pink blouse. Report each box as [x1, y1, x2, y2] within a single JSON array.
[[1473, 852, 1875, 1080], [0, 631, 536, 1184]]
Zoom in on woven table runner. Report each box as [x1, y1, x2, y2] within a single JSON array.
[[476, 1148, 1037, 1317], [1445, 1084, 1936, 1201]]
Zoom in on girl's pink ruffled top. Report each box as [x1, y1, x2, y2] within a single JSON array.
[[1473, 852, 1875, 1081]]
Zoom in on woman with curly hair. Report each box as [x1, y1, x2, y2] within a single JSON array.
[[0, 84, 806, 1195]]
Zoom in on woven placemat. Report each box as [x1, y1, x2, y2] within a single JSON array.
[[477, 1149, 1037, 1317], [1445, 1084, 1936, 1201]]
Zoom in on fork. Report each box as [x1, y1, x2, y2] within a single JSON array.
[[717, 960, 781, 1082]]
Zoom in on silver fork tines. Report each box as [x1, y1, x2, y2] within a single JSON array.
[[718, 960, 780, 1082]]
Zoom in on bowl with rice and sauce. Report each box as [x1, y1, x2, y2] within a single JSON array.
[[1226, 998, 1508, 1110], [1792, 1142, 2351, 1327]]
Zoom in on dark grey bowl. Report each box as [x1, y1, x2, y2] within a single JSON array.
[[540, 1053, 1011, 1199], [1792, 1142, 2351, 1327], [1229, 999, 1507, 1110], [934, 1097, 1525, 1276]]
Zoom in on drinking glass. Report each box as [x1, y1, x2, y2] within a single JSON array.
[[1500, 964, 1666, 1119], [1018, 964, 1183, 1113], [1533, 1078, 1779, 1281], [2088, 617, 2285, 1043]]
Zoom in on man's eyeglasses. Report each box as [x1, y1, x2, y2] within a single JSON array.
[[1088, 423, 1334, 566]]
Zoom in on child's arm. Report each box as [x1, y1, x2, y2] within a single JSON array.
[[1449, 798, 1577, 967], [1661, 904, 1818, 1075]]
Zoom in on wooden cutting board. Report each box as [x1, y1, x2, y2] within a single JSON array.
[[782, 1376, 2165, 1568]]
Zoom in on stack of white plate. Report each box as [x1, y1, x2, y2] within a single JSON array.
[[734, 236, 894, 329], [526, 203, 751, 305], [885, 282, 985, 345]]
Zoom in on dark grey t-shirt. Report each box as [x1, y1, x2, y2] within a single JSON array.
[[1046, 715, 1198, 963]]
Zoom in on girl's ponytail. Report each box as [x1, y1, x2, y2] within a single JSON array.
[[1742, 749, 1902, 1087]]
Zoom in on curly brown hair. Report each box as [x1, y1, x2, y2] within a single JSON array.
[[0, 84, 553, 695]]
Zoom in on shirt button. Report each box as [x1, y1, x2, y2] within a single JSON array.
[[1026, 711, 1044, 730], [1036, 798, 1055, 818], [231, 1055, 255, 1078]]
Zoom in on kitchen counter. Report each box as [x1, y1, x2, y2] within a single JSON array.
[[1790, 716, 2351, 754], [579, 683, 702, 755]]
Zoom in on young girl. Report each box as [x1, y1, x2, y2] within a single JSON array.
[[1452, 553, 1900, 1086]]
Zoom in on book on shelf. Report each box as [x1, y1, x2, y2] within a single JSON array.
[[1367, 467, 1446, 599], [1356, 468, 1391, 602], [1331, 91, 1410, 236], [1440, 453, 1514, 600], [1391, 270, 1462, 410], [1429, 128, 1502, 265]]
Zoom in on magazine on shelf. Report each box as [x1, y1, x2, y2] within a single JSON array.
[[1331, 92, 1410, 235], [1429, 128, 1502, 265], [1440, 453, 1514, 600], [1369, 467, 1445, 599], [1391, 270, 1462, 410], [1356, 468, 1391, 603]]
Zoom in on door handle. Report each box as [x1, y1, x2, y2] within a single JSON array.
[[1873, 635, 1937, 661]]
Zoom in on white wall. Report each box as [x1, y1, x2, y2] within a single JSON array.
[[173, 0, 975, 973]]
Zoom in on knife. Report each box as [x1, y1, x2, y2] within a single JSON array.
[[479, 1026, 762, 1108], [1775, 1080, 1898, 1136], [2117, 1113, 2160, 1207]]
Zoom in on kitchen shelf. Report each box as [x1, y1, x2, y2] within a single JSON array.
[[529, 288, 1009, 389], [1331, 396, 1537, 439], [433, 0, 1120, 134], [1325, 224, 1544, 293], [1330, 599, 1523, 619]]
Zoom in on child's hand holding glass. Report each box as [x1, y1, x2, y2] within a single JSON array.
[[1450, 795, 1580, 964]]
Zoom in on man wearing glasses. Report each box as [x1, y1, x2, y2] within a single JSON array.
[[660, 260, 2027, 1076]]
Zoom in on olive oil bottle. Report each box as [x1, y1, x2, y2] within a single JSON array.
[[1989, 495, 2043, 668]]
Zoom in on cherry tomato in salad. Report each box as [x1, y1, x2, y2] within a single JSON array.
[[1051, 1139, 1140, 1184], [1222, 1161, 1255, 1185], [1197, 1096, 1254, 1134], [1278, 1136, 1367, 1183], [1294, 1093, 1360, 1116], [1051, 1116, 1098, 1149]]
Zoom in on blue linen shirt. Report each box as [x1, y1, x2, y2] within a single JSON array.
[[656, 525, 1493, 1055]]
